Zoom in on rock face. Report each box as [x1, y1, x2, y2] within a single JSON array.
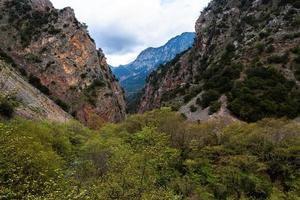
[[0, 59, 70, 122], [0, 0, 126, 124], [139, 0, 300, 122], [112, 32, 195, 100]]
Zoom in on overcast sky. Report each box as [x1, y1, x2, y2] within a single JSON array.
[[51, 0, 210, 66]]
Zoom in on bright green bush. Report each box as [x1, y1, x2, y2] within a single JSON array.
[[0, 110, 300, 199]]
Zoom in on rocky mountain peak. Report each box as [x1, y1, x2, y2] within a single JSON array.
[[0, 0, 126, 125]]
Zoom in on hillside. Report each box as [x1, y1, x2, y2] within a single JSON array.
[[139, 0, 300, 122], [112, 32, 195, 102], [0, 0, 126, 124], [0, 59, 70, 121]]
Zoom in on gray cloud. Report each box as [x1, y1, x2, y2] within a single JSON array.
[[91, 28, 142, 55]]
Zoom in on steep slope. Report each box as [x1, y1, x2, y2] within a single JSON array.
[[139, 0, 300, 122], [0, 59, 70, 121], [0, 0, 126, 124], [112, 32, 195, 99]]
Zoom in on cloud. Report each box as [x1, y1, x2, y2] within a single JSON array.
[[51, 0, 210, 66], [91, 27, 142, 55]]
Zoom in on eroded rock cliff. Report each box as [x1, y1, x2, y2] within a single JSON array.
[[0, 0, 126, 123], [0, 59, 70, 121]]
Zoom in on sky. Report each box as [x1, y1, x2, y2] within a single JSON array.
[[51, 0, 210, 66]]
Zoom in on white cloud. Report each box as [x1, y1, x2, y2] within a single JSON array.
[[51, 0, 210, 66]]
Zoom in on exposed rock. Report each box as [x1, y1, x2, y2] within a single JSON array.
[[0, 0, 126, 124], [139, 0, 300, 122], [0, 59, 70, 122]]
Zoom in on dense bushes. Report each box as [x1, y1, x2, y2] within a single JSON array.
[[228, 66, 300, 122], [54, 98, 70, 112], [0, 94, 18, 118], [29, 75, 50, 95], [0, 109, 300, 199], [198, 90, 220, 108]]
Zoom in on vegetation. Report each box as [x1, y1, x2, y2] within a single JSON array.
[[0, 108, 300, 199], [198, 90, 220, 108], [29, 75, 50, 95], [0, 93, 19, 118], [5, 0, 59, 47], [54, 98, 70, 112], [84, 78, 106, 106], [189, 104, 197, 112], [209, 101, 221, 115], [228, 67, 300, 122], [267, 53, 289, 64]]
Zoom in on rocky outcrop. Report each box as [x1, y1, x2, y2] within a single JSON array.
[[0, 0, 126, 124], [0, 59, 70, 122], [139, 0, 300, 122]]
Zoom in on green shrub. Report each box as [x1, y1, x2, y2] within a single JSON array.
[[228, 66, 300, 122], [190, 105, 198, 112], [209, 101, 221, 115], [255, 42, 265, 53], [265, 45, 275, 53], [54, 99, 70, 112], [294, 55, 300, 64], [0, 94, 18, 118], [267, 53, 289, 64], [29, 75, 50, 95], [0, 49, 17, 68], [291, 45, 300, 55], [199, 90, 220, 108]]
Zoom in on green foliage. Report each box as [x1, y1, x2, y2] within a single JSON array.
[[190, 104, 198, 112], [1, 109, 300, 199], [54, 98, 70, 112], [84, 78, 106, 105], [209, 101, 221, 115], [228, 67, 300, 122], [0, 94, 19, 118], [29, 75, 50, 95], [0, 48, 17, 68], [203, 63, 243, 93], [198, 90, 220, 108], [280, 0, 300, 8], [5, 0, 59, 47], [267, 53, 289, 64]]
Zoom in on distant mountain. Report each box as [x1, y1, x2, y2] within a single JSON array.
[[112, 32, 195, 100]]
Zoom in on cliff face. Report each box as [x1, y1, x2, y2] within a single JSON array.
[[0, 59, 70, 122], [139, 0, 300, 122], [0, 0, 126, 123]]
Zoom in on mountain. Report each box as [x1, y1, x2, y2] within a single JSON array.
[[0, 0, 126, 124], [139, 0, 300, 122], [112, 32, 195, 100]]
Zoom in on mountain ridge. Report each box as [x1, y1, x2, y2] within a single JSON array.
[[112, 32, 195, 100], [139, 0, 300, 122]]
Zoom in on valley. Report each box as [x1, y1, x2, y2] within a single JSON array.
[[0, 0, 300, 199]]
